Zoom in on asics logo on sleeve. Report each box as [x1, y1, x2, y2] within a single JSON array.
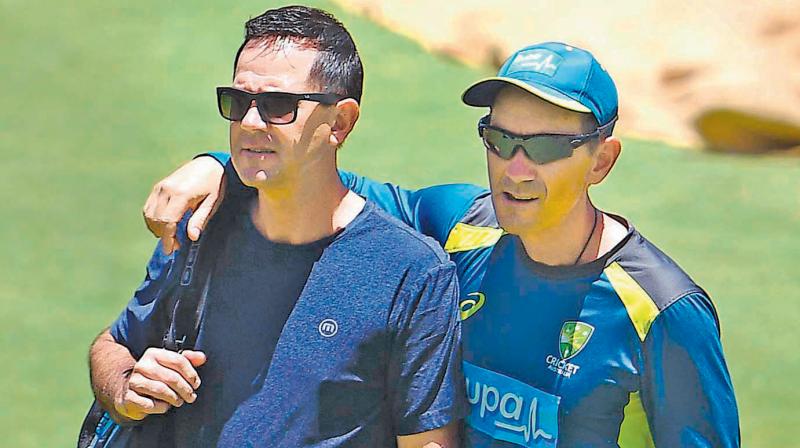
[[460, 292, 486, 321]]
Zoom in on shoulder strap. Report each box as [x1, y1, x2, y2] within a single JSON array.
[[162, 209, 231, 352]]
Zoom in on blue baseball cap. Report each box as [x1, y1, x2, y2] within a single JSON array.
[[462, 42, 618, 126]]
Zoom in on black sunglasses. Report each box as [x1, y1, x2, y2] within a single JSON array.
[[216, 87, 347, 125], [478, 115, 617, 164]]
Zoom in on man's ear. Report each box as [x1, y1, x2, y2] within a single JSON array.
[[330, 99, 360, 147], [587, 136, 621, 185]]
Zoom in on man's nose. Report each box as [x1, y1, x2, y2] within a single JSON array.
[[504, 147, 538, 183], [240, 103, 268, 131]]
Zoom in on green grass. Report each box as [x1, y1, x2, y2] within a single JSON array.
[[0, 0, 797, 445]]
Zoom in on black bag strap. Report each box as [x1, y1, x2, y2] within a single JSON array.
[[77, 208, 232, 448], [159, 204, 231, 352]]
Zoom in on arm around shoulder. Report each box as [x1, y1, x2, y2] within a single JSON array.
[[142, 155, 226, 251], [338, 170, 486, 246]]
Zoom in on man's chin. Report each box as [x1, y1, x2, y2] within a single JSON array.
[[495, 208, 541, 237], [492, 197, 539, 230], [237, 167, 280, 189]]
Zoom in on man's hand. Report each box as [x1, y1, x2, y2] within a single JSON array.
[[90, 329, 207, 423], [114, 348, 206, 421], [143, 156, 225, 254]]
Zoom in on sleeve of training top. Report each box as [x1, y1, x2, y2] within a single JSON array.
[[387, 262, 468, 434], [197, 151, 229, 164], [195, 152, 486, 246], [338, 170, 489, 247], [640, 292, 741, 447], [108, 220, 189, 359], [340, 170, 499, 297], [198, 152, 486, 247]]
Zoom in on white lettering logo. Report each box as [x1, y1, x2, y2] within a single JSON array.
[[318, 319, 338, 337], [467, 378, 554, 444], [545, 355, 581, 378], [509, 50, 562, 77]]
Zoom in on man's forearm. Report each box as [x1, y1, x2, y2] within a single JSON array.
[[88, 328, 137, 424]]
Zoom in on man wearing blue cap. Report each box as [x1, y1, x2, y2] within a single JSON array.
[[143, 41, 740, 446]]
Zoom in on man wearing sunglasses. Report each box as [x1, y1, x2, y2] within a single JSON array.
[[144, 42, 740, 446], [88, 6, 466, 447]]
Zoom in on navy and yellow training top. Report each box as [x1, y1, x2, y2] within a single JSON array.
[[211, 152, 740, 447], [338, 170, 740, 448]]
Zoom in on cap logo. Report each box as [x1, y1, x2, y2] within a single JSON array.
[[507, 49, 563, 77]]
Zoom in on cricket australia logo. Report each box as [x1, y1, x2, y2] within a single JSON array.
[[559, 321, 594, 359], [545, 321, 594, 378]]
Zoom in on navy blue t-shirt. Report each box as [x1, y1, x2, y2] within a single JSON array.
[[180, 208, 334, 446], [110, 201, 467, 447]]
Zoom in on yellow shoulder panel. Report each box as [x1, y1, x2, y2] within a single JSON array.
[[604, 262, 660, 342], [617, 391, 656, 447], [443, 223, 504, 254]]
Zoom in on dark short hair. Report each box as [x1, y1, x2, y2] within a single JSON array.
[[233, 6, 364, 103]]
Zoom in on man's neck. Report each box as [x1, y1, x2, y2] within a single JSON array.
[[250, 169, 365, 245], [518, 200, 627, 266]]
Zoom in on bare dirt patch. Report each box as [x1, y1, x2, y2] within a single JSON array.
[[336, 0, 800, 154]]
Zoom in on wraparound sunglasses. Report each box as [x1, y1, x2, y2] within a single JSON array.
[[478, 115, 617, 164]]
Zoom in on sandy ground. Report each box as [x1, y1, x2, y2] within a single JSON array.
[[335, 0, 800, 153]]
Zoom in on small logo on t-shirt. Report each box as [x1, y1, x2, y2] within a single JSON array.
[[318, 319, 338, 337], [545, 321, 594, 378]]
